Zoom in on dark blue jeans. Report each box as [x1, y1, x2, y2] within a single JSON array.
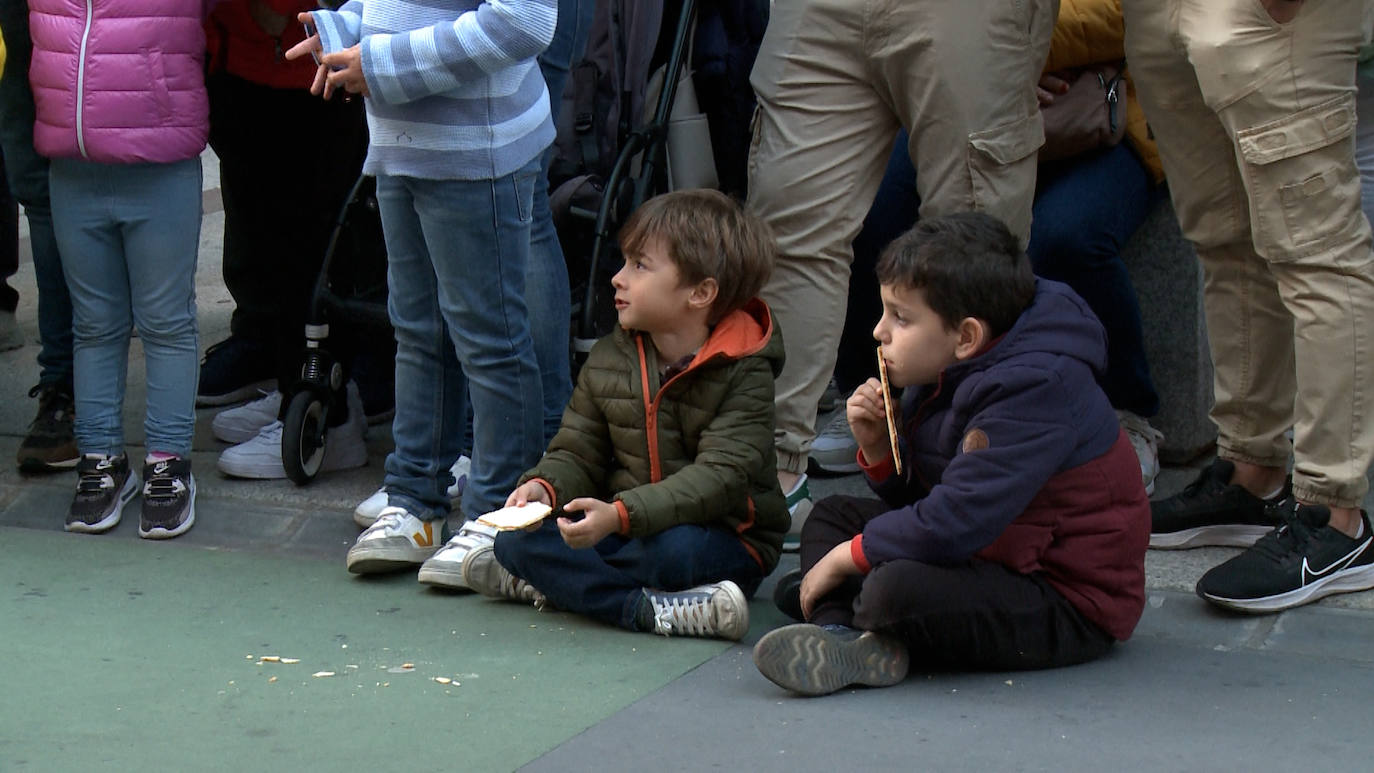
[[837, 130, 1160, 417], [0, 0, 74, 388], [494, 520, 764, 631]]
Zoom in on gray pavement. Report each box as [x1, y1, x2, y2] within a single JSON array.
[[2, 152, 1373, 771]]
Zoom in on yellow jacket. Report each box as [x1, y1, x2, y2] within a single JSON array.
[[1043, 0, 1163, 182]]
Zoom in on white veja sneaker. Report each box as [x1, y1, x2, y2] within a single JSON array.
[[217, 383, 368, 479], [353, 455, 471, 528], [345, 507, 446, 574], [418, 518, 499, 589], [641, 581, 750, 641], [211, 390, 282, 444], [1117, 409, 1164, 496]]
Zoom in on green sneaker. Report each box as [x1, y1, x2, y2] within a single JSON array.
[[782, 474, 812, 553]]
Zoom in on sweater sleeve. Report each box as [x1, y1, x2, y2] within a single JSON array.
[[615, 355, 776, 536], [309, 3, 364, 52], [857, 369, 1079, 568], [357, 0, 556, 106]]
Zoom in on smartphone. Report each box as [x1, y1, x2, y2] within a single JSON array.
[[302, 21, 322, 66]]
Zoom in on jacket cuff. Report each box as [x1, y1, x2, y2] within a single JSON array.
[[531, 478, 558, 512], [614, 500, 631, 535], [858, 448, 895, 482], [850, 535, 872, 574]]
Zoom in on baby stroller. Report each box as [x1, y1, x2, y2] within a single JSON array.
[[280, 174, 392, 484], [551, 0, 723, 363]]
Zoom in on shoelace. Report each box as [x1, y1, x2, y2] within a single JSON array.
[[144, 472, 186, 503], [651, 592, 712, 636], [1251, 502, 1314, 562], [76, 468, 114, 496]]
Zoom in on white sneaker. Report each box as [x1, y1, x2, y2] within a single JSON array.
[[346, 507, 446, 574], [211, 390, 282, 444], [1117, 410, 1164, 496], [417, 517, 498, 589], [217, 383, 368, 479], [352, 455, 471, 528], [809, 410, 860, 474]]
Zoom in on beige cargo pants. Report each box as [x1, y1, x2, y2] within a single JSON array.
[[1123, 0, 1374, 506], [747, 0, 1057, 475]]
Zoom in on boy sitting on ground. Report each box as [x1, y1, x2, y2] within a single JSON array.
[[461, 189, 789, 640], [754, 212, 1150, 695]]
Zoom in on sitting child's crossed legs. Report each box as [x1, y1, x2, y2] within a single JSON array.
[[803, 496, 1114, 670], [494, 520, 763, 631]]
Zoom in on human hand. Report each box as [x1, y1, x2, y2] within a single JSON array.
[[847, 378, 892, 466], [1261, 0, 1303, 24], [1036, 72, 1071, 106], [799, 542, 861, 620], [284, 13, 331, 95], [505, 481, 552, 509], [319, 45, 369, 99], [558, 498, 620, 549]]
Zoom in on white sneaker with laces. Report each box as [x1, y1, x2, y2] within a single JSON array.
[[418, 518, 499, 589], [1117, 409, 1164, 496], [217, 383, 368, 479], [346, 507, 446, 574], [353, 455, 471, 528], [640, 581, 749, 640], [211, 390, 282, 444], [809, 410, 860, 474]]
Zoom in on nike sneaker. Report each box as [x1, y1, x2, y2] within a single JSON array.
[[1196, 500, 1374, 613]]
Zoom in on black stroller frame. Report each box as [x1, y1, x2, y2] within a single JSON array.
[[570, 0, 700, 361], [280, 174, 391, 484]]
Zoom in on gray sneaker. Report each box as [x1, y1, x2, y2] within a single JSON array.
[[460, 543, 547, 607], [753, 623, 909, 696], [418, 518, 499, 590], [638, 581, 750, 640], [66, 453, 138, 534]]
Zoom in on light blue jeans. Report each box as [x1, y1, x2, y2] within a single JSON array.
[[379, 159, 546, 521], [49, 157, 202, 456]]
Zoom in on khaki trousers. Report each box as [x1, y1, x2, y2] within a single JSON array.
[[747, 0, 1056, 474], [1123, 0, 1374, 507]]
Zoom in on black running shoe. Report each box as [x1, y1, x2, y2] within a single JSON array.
[[753, 623, 909, 696], [196, 337, 274, 407], [66, 453, 137, 533], [1149, 459, 1288, 549], [1196, 501, 1374, 614], [140, 457, 196, 539]]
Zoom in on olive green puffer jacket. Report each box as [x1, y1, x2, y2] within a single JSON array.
[[521, 298, 789, 572]]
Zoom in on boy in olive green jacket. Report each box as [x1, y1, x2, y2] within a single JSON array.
[[462, 189, 788, 641]]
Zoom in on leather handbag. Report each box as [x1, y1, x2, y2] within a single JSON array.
[[1039, 64, 1127, 161]]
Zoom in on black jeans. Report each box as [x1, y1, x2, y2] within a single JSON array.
[[803, 495, 1115, 671], [208, 73, 372, 392]]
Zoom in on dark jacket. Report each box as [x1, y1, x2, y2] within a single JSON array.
[[522, 297, 789, 572], [854, 280, 1149, 641]]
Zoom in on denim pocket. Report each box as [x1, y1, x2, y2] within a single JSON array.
[[512, 168, 537, 224]]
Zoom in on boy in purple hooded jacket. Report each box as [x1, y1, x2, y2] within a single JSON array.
[[754, 212, 1150, 696]]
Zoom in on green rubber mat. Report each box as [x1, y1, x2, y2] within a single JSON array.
[[0, 527, 728, 771]]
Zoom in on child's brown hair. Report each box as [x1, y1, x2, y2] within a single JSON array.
[[619, 189, 775, 324]]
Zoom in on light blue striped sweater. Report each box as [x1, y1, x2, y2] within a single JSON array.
[[310, 0, 556, 181]]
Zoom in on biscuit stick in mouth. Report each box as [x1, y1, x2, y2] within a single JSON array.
[[876, 344, 902, 475]]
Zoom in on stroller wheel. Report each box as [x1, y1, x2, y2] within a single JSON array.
[[283, 391, 328, 485]]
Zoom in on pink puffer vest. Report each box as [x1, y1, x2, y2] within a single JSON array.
[[28, 0, 209, 164]]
